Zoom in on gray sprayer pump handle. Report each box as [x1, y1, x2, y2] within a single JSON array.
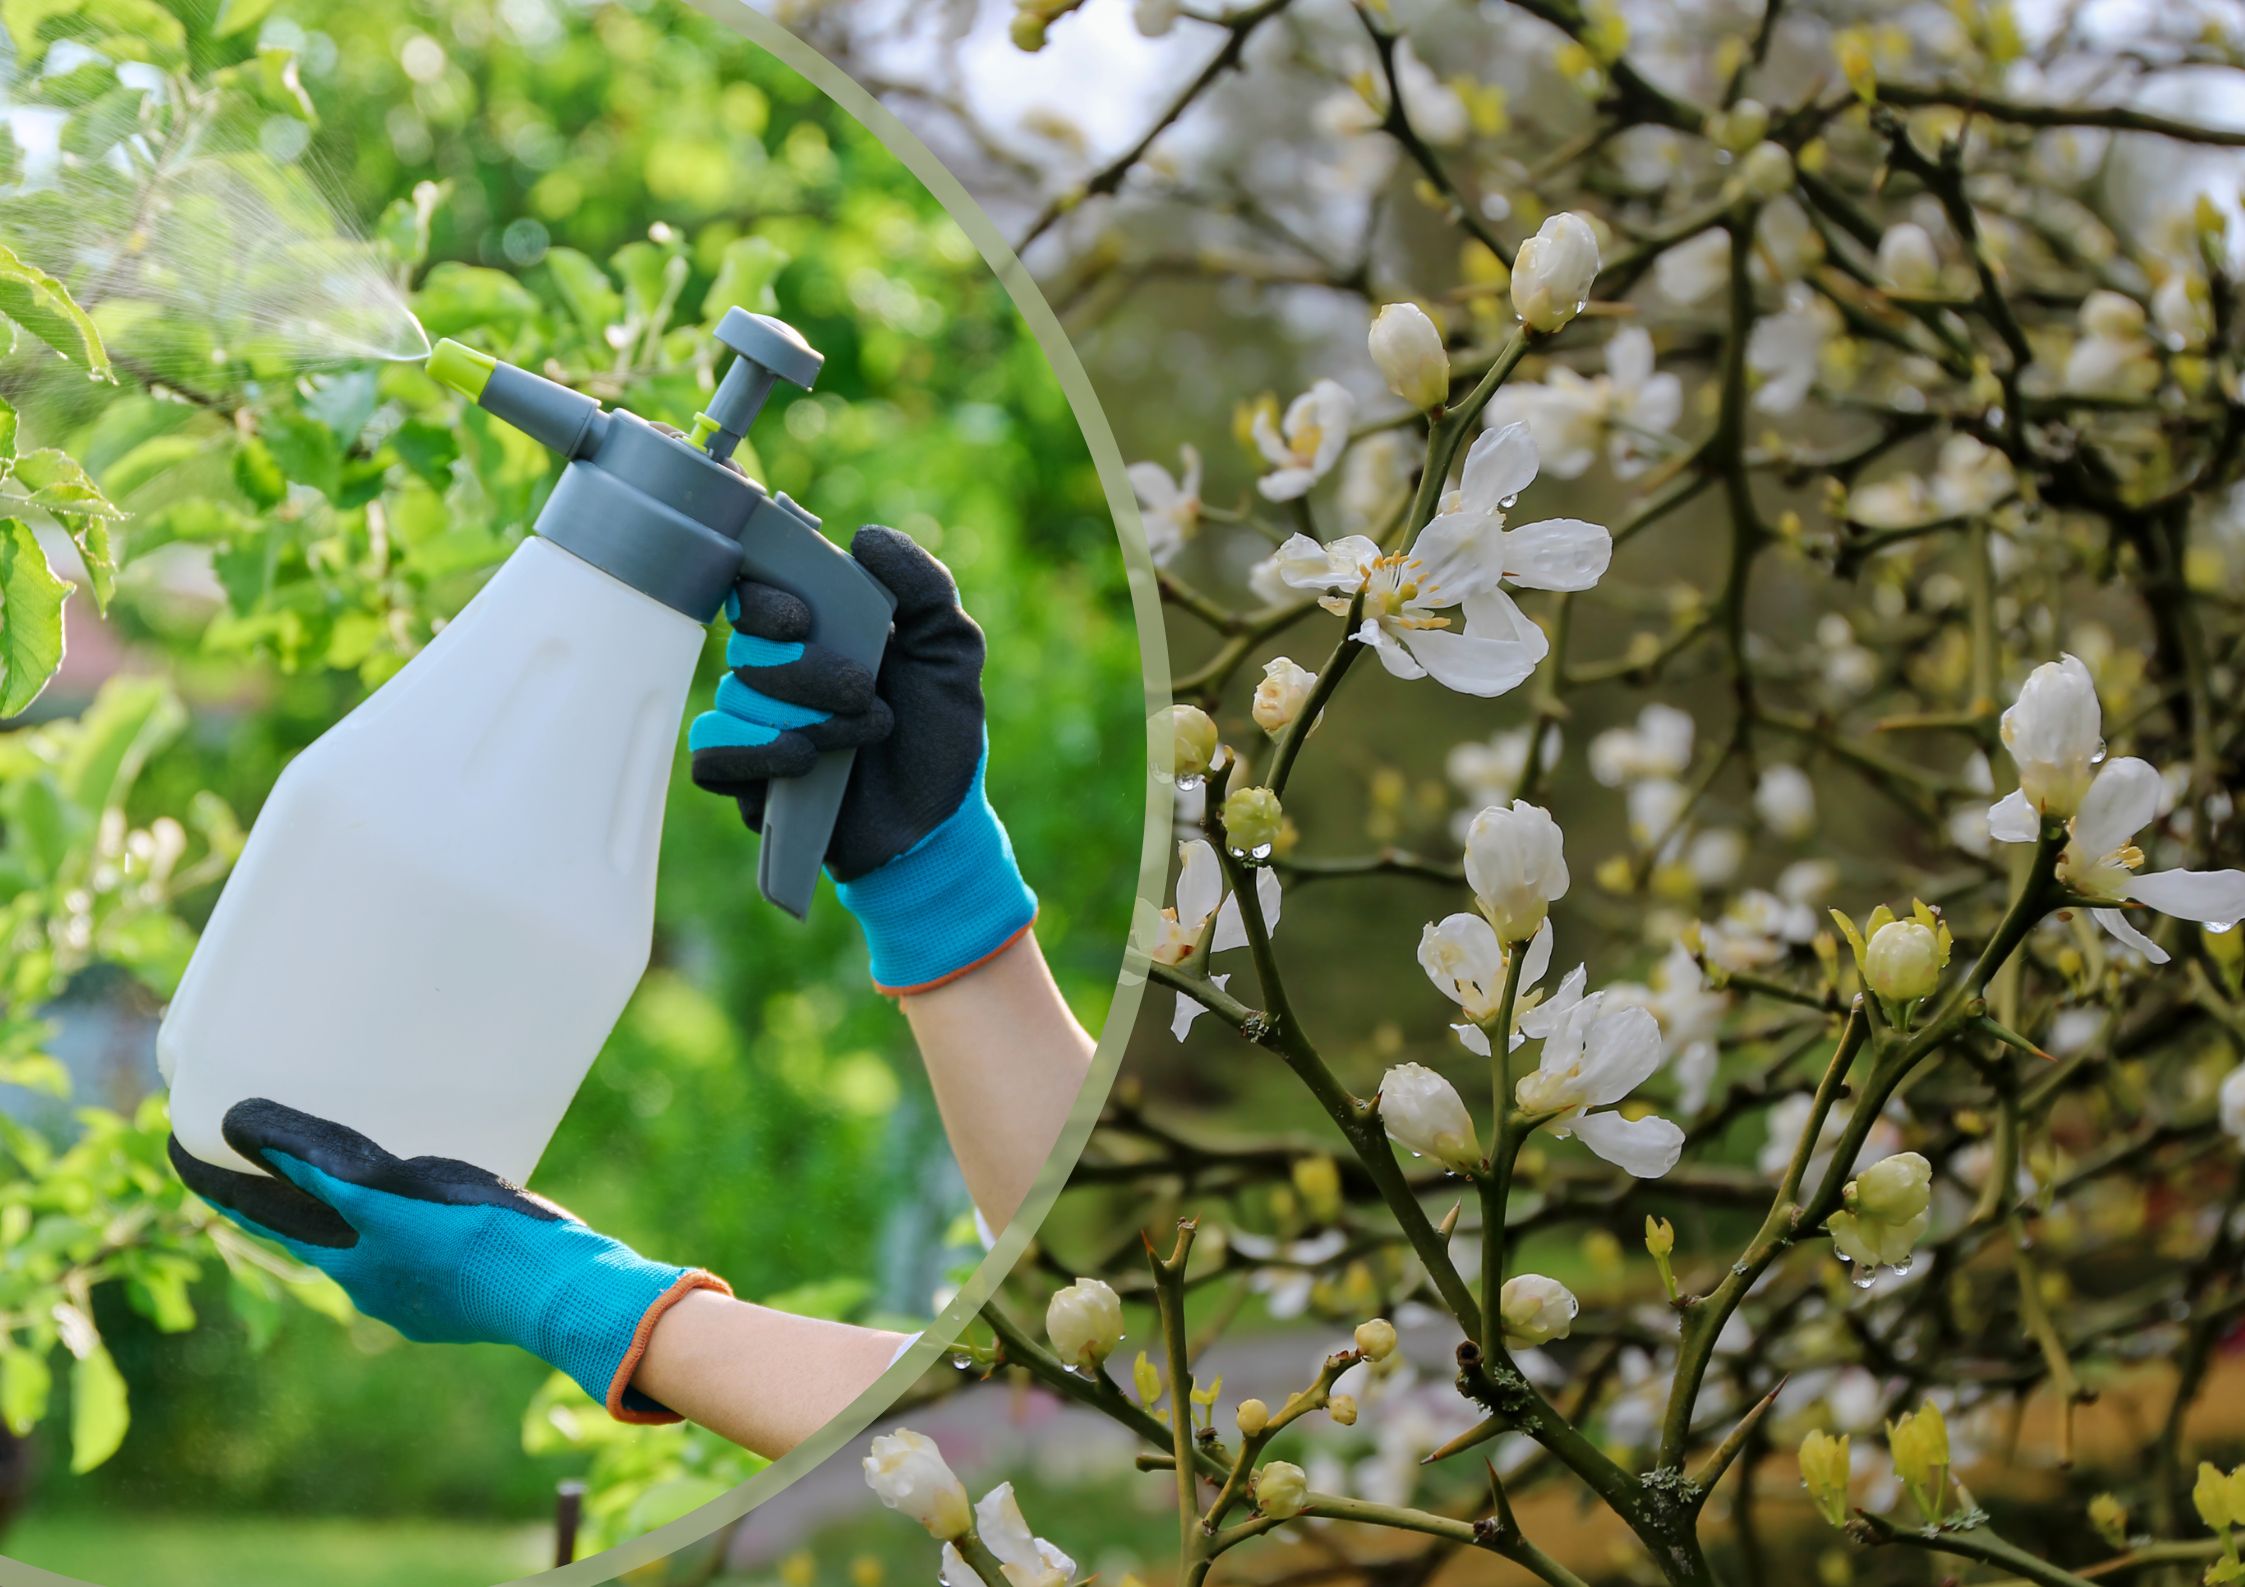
[[428, 309, 896, 921]]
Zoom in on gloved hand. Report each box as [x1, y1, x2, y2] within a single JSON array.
[[169, 1099, 728, 1424], [688, 526, 1037, 995]]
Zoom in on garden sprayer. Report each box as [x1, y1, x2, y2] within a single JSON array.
[[160, 309, 895, 1182]]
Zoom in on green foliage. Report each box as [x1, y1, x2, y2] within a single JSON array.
[[0, 0, 1136, 1549]]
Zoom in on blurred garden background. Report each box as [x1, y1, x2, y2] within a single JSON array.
[[0, 0, 1142, 1582]]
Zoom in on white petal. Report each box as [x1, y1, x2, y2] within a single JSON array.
[[1127, 461, 1180, 510], [1520, 918, 1555, 992], [1501, 517, 1613, 591], [1575, 1004, 1666, 1107], [1258, 465, 1318, 502], [1986, 789, 2038, 844], [1172, 978, 1222, 1040], [1570, 1109, 1685, 1178], [1273, 533, 1348, 589], [1407, 510, 1499, 605], [1362, 620, 1431, 680], [1518, 962, 1588, 1038], [1461, 587, 1548, 652], [1399, 625, 1540, 696], [1177, 839, 1222, 932], [2128, 867, 2245, 925], [1462, 422, 1541, 514], [1605, 325, 1653, 385], [1454, 1022, 1492, 1056], [2091, 908, 2169, 964], [2073, 756, 2163, 858]]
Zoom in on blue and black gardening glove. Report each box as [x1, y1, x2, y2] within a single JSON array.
[[169, 1099, 728, 1424], [688, 526, 1037, 995]]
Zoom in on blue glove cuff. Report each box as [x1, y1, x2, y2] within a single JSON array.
[[528, 1245, 729, 1424], [835, 746, 1037, 994]]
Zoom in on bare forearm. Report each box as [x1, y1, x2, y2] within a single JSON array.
[[630, 1290, 908, 1457], [900, 930, 1094, 1230]]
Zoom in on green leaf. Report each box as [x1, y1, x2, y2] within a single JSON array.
[[0, 241, 111, 380], [261, 412, 341, 501], [1, 1346, 51, 1435], [213, 0, 279, 36], [63, 675, 182, 814], [12, 449, 124, 611], [103, 910, 196, 998], [414, 261, 538, 342], [545, 247, 623, 347], [60, 83, 146, 163], [703, 236, 786, 322], [232, 434, 286, 510], [0, 516, 69, 718], [68, 1335, 128, 1473], [0, 394, 17, 470], [0, 1048, 68, 1094]]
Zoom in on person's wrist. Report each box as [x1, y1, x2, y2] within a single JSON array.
[[835, 750, 1036, 995], [517, 1233, 732, 1423]]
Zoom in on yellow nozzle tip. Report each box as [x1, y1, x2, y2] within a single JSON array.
[[428, 338, 496, 400]]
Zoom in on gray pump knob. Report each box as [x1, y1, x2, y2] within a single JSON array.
[[694, 308, 824, 463]]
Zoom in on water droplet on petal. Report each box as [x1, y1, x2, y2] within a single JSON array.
[[1176, 774, 1204, 792], [1849, 1265, 1878, 1290], [1500, 493, 1519, 510], [1891, 1255, 1915, 1278]]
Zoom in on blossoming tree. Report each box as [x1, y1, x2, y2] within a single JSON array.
[[804, 0, 2245, 1581]]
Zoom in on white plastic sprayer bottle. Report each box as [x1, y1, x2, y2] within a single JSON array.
[[161, 310, 894, 1183]]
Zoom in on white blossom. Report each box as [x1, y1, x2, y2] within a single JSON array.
[[1656, 228, 1729, 305], [941, 1484, 1076, 1587], [863, 1429, 971, 1539], [1379, 1061, 1480, 1171], [1128, 445, 1201, 565], [1498, 1274, 1579, 1346], [2222, 1065, 2245, 1150], [1045, 1277, 1124, 1369], [1483, 326, 1681, 479], [1274, 424, 1607, 695], [1748, 288, 1834, 412], [2153, 272, 2212, 349], [1994, 754, 2245, 964], [1590, 703, 1695, 787], [1369, 302, 1450, 409], [1464, 799, 1569, 941], [1254, 379, 1354, 501], [1988, 654, 2103, 823], [1512, 212, 1601, 331], [2064, 290, 2157, 397], [1135, 838, 1283, 1038], [1514, 980, 1682, 1177], [1252, 656, 1318, 735], [1753, 763, 1816, 840], [1877, 222, 1941, 294]]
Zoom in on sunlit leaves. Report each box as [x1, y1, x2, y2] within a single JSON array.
[[0, 240, 110, 380], [0, 515, 68, 716]]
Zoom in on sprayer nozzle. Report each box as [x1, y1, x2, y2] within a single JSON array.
[[428, 339, 497, 401]]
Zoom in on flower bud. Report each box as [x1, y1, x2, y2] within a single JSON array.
[[2088, 1492, 2128, 1549], [862, 1429, 972, 1540], [1645, 1215, 1678, 1301], [1738, 140, 1794, 200], [1160, 704, 1220, 783], [1222, 785, 1284, 855], [1253, 657, 1318, 736], [1008, 8, 1049, 50], [1132, 0, 1182, 35], [2195, 1461, 2236, 1531], [2081, 288, 2146, 341], [1045, 1276, 1124, 1370], [1379, 1062, 1481, 1172], [1511, 212, 1601, 332], [1292, 1154, 1342, 1222], [1865, 919, 1941, 1003], [1753, 763, 1816, 840], [1887, 1402, 1951, 1524], [1877, 223, 1940, 294], [1369, 302, 1451, 409], [1464, 800, 1569, 942], [1498, 1273, 1579, 1348], [1353, 1317, 1398, 1362], [1236, 1398, 1270, 1437], [1254, 1460, 1310, 1520], [1799, 1429, 1851, 1527], [2001, 655, 2102, 817], [1853, 1151, 1933, 1224], [1711, 98, 1769, 152], [1328, 1393, 1358, 1426], [2154, 272, 2212, 349]]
